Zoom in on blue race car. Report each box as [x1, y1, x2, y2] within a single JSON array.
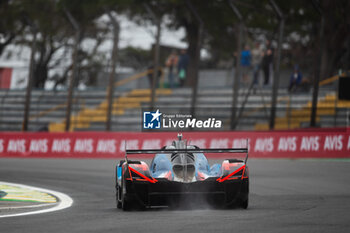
[[115, 134, 249, 210]]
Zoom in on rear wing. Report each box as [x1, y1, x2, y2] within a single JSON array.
[[125, 147, 249, 164]]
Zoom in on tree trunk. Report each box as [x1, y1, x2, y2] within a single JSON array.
[[33, 63, 48, 88], [106, 13, 120, 131], [185, 21, 200, 87]]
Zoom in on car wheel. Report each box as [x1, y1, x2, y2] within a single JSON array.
[[116, 185, 122, 209], [121, 179, 131, 211], [240, 198, 248, 209]]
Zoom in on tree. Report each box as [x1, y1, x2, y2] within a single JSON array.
[[145, 0, 240, 87], [235, 0, 350, 79], [0, 0, 25, 56], [319, 0, 350, 79], [15, 0, 75, 88], [14, 0, 111, 88]]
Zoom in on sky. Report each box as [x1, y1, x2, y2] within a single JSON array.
[[118, 16, 187, 50], [92, 14, 188, 52]]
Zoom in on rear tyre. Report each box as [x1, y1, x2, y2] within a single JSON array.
[[122, 194, 131, 211], [121, 179, 132, 211], [240, 198, 248, 209], [226, 198, 248, 209], [116, 165, 122, 209], [116, 186, 122, 209]]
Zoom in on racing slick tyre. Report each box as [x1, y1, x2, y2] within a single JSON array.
[[121, 193, 131, 211], [116, 160, 124, 209], [116, 185, 122, 209], [226, 198, 248, 209], [240, 198, 248, 209], [121, 177, 132, 211]]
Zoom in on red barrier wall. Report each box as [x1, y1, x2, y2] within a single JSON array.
[[0, 128, 349, 158]]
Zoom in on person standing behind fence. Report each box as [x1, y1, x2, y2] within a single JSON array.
[[251, 42, 263, 86], [288, 65, 303, 92], [165, 50, 178, 88], [177, 49, 189, 87], [262, 48, 273, 86], [240, 45, 251, 86]]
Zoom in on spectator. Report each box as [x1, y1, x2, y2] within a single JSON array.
[[251, 42, 263, 86], [177, 49, 189, 87], [165, 50, 178, 88], [147, 64, 163, 88], [288, 65, 303, 92], [240, 45, 251, 85], [262, 48, 273, 85]]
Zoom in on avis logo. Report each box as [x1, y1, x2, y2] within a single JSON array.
[[143, 109, 162, 129]]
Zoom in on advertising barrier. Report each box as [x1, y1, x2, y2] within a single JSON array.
[[0, 128, 349, 158]]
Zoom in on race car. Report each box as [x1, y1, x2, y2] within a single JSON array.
[[115, 134, 249, 210]]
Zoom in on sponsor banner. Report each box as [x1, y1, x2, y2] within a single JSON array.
[[0, 128, 349, 158]]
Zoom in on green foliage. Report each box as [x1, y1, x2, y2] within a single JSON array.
[[0, 0, 25, 54], [1, 0, 349, 88]]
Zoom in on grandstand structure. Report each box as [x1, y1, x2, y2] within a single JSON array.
[[0, 70, 349, 132]]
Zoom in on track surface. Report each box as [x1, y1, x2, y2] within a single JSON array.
[[0, 158, 349, 233]]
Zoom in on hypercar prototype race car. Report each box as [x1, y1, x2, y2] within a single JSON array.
[[115, 134, 249, 210]]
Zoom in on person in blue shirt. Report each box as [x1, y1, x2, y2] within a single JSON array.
[[288, 65, 303, 92], [240, 45, 251, 85]]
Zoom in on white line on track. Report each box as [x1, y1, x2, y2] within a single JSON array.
[[0, 181, 73, 218]]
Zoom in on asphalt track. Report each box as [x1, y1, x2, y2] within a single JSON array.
[[0, 158, 350, 233]]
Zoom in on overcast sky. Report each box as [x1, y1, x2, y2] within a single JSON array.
[[118, 16, 187, 50]]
